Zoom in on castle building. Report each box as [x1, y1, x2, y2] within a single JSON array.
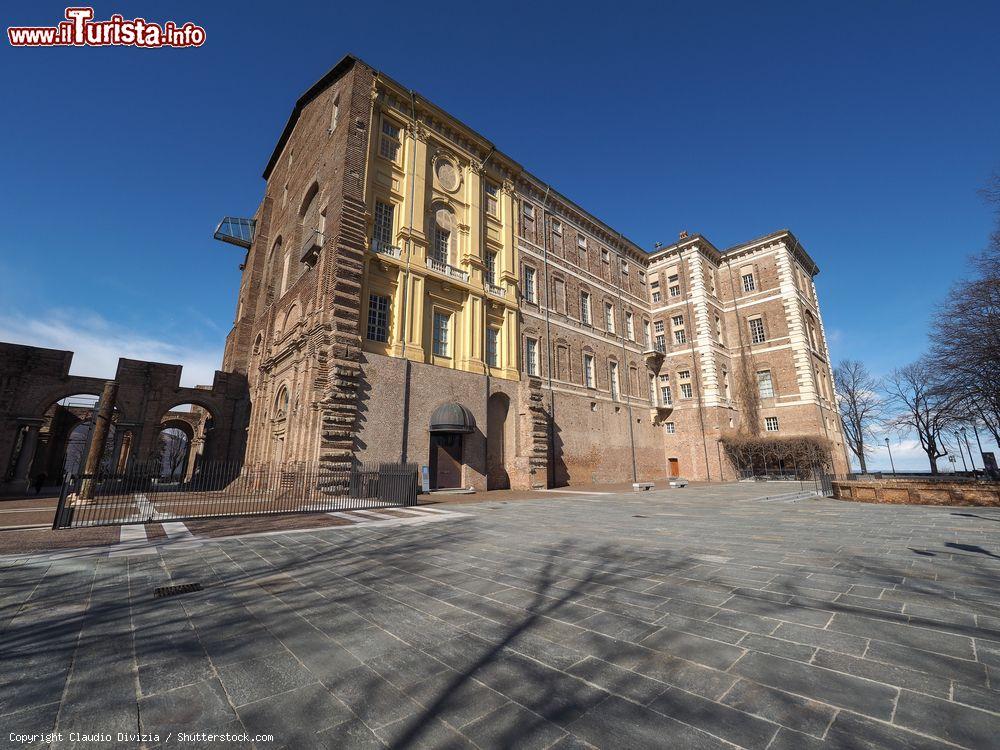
[[219, 54, 849, 490]]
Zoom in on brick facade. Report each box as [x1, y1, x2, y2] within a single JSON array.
[[219, 54, 849, 488]]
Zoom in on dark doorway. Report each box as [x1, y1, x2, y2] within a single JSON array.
[[486, 393, 510, 490], [430, 433, 463, 489], [668, 457, 680, 477]]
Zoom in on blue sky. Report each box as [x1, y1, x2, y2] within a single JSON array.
[[2, 1, 998, 469]]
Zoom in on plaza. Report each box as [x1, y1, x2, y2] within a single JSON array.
[[3, 484, 999, 749]]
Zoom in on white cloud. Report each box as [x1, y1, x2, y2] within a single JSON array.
[[0, 309, 223, 388]]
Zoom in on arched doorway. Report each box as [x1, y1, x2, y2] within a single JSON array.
[[486, 393, 511, 490], [156, 404, 214, 480], [428, 402, 475, 490], [6, 393, 123, 490]]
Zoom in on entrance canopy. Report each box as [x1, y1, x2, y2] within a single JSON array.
[[429, 403, 476, 434]]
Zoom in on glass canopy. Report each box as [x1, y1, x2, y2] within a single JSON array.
[[213, 217, 255, 249]]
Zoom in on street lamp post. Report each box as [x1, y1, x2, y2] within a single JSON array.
[[961, 428, 977, 473], [885, 437, 896, 475], [954, 432, 968, 472]]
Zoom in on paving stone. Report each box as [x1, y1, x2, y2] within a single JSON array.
[[460, 701, 567, 750], [567, 656, 670, 705], [139, 678, 238, 733], [863, 640, 989, 687], [647, 685, 779, 749], [771, 621, 869, 656], [730, 651, 898, 719], [138, 653, 215, 697], [236, 683, 354, 748], [738, 633, 816, 662], [568, 694, 728, 750], [828, 612, 976, 658], [825, 711, 955, 749], [215, 650, 316, 707], [811, 649, 953, 698], [720, 678, 836, 738], [894, 688, 1000, 748], [640, 628, 746, 670], [324, 663, 424, 729]]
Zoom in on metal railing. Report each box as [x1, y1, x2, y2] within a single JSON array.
[[52, 460, 419, 529], [426, 256, 469, 282]]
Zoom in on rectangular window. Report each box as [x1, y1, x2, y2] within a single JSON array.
[[524, 266, 536, 303], [379, 120, 401, 162], [610, 362, 620, 400], [485, 251, 497, 286], [432, 311, 450, 357], [742, 273, 756, 292], [674, 329, 687, 345], [432, 227, 450, 263], [366, 294, 389, 342], [757, 370, 774, 398], [373, 201, 395, 249], [749, 317, 766, 344], [655, 334, 666, 352], [584, 354, 595, 388], [651, 291, 661, 302], [680, 382, 693, 399], [671, 315, 684, 327], [654, 320, 665, 333], [661, 384, 672, 405], [669, 283, 681, 297], [580, 291, 592, 325], [765, 416, 779, 432], [665, 422, 676, 434], [650, 279, 659, 289], [605, 302, 615, 333], [485, 182, 499, 217], [523, 202, 535, 220], [526, 337, 539, 376], [552, 219, 562, 235], [621, 259, 630, 276], [577, 236, 587, 250], [638, 271, 646, 285], [486, 327, 499, 368], [625, 312, 635, 341], [601, 248, 610, 263]]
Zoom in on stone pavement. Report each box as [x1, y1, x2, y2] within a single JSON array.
[[2, 483, 1000, 749]]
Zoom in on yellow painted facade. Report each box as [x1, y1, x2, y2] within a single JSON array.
[[361, 83, 520, 381]]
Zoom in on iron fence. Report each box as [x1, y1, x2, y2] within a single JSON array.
[[52, 460, 419, 529]]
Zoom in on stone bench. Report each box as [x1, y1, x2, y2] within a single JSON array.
[[632, 482, 655, 492]]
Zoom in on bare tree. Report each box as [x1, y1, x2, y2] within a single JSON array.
[[884, 360, 958, 474], [928, 173, 1000, 445], [158, 429, 188, 479], [833, 360, 884, 473]]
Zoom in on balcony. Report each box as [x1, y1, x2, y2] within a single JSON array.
[[300, 229, 323, 265], [642, 347, 666, 375], [426, 256, 469, 282], [486, 282, 505, 298], [372, 239, 401, 259]]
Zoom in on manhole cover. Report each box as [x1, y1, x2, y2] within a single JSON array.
[[153, 583, 203, 599]]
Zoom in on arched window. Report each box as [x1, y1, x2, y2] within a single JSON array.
[[268, 237, 283, 301], [274, 386, 290, 421], [430, 204, 455, 265]]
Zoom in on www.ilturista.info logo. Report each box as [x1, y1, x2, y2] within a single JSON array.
[[8, 7, 206, 48]]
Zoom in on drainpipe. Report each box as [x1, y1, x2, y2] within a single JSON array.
[[397, 89, 420, 463]]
